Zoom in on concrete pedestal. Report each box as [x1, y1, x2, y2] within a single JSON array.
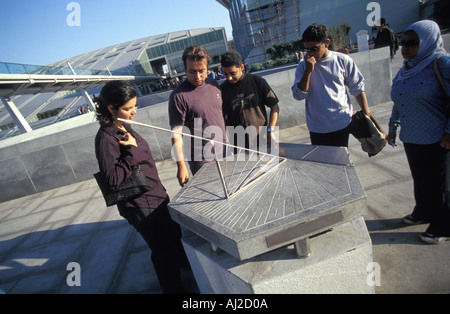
[[182, 217, 374, 294]]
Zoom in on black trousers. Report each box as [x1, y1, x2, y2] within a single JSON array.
[[404, 142, 450, 236], [134, 202, 189, 293], [310, 126, 350, 147]]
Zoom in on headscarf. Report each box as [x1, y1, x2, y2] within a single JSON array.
[[395, 20, 446, 81]]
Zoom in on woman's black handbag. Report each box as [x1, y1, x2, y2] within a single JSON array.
[[94, 164, 151, 207]]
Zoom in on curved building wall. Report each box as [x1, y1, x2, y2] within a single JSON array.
[[137, 29, 228, 76], [50, 28, 228, 78]]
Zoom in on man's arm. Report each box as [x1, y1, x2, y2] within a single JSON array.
[[267, 104, 279, 143], [297, 56, 316, 93], [268, 104, 279, 128], [355, 92, 371, 117], [172, 126, 189, 187], [345, 55, 370, 117]]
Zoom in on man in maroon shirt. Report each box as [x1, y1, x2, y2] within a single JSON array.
[[169, 46, 227, 187]]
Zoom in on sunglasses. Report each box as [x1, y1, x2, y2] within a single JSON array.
[[305, 45, 322, 52], [401, 39, 420, 47]]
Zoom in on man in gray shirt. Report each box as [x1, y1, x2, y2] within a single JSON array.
[[292, 24, 371, 147]]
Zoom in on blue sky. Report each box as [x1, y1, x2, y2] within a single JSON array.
[[0, 0, 232, 65]]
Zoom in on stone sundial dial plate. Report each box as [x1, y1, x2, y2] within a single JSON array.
[[168, 144, 367, 260]]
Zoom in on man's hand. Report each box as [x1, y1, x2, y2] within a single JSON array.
[[386, 132, 397, 148], [297, 57, 316, 93], [305, 56, 316, 74], [177, 161, 189, 187], [118, 132, 137, 147], [441, 133, 450, 150]]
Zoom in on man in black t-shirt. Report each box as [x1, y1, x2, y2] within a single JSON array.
[[221, 50, 280, 151]]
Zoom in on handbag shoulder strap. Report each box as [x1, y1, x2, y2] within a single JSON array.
[[433, 54, 448, 98], [433, 54, 450, 117]]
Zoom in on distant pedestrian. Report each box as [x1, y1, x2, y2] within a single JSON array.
[[374, 18, 399, 59], [207, 69, 216, 79], [386, 20, 450, 244]]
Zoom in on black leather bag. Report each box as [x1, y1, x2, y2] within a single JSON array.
[[348, 111, 387, 157], [94, 164, 151, 207]]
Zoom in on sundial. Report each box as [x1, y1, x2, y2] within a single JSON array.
[[119, 119, 367, 261], [168, 144, 367, 260]]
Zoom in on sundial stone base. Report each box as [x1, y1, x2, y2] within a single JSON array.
[[181, 217, 374, 294], [168, 144, 374, 293]]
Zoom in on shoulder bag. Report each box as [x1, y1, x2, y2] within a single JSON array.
[[94, 164, 151, 207]]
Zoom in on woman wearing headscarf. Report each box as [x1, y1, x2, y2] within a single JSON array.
[[387, 20, 450, 244]]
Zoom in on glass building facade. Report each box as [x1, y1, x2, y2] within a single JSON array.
[[51, 28, 228, 79], [218, 0, 301, 65], [218, 0, 422, 65], [0, 62, 41, 74], [137, 29, 228, 76]]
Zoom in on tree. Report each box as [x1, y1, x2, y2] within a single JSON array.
[[266, 39, 304, 60], [292, 38, 304, 52], [329, 23, 352, 51]]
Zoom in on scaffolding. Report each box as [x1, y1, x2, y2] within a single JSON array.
[[239, 0, 301, 64]]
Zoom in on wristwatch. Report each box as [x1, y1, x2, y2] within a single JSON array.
[[268, 127, 275, 133]]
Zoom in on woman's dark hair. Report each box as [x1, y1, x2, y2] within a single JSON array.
[[94, 81, 137, 127], [221, 50, 242, 68], [302, 24, 330, 43], [182, 46, 211, 69]]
